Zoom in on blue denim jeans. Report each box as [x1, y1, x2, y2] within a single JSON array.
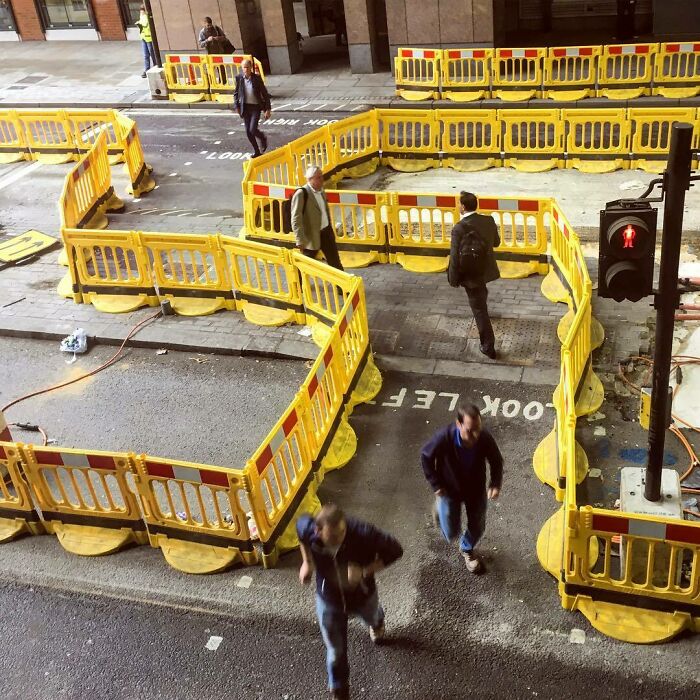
[[315, 590, 384, 691], [142, 40, 157, 72], [436, 493, 487, 553]]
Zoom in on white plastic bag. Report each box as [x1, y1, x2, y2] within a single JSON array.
[[60, 328, 88, 355]]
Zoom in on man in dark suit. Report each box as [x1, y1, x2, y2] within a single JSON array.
[[447, 191, 500, 359], [233, 59, 271, 158]]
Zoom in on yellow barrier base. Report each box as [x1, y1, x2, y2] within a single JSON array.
[[554, 365, 604, 417], [396, 89, 435, 101], [0, 516, 39, 543], [34, 153, 75, 165], [108, 154, 125, 166], [169, 92, 208, 104], [51, 522, 140, 556], [339, 251, 381, 269], [544, 88, 591, 101], [504, 158, 561, 173], [393, 253, 447, 273], [105, 191, 125, 213], [494, 89, 538, 101], [57, 272, 77, 301], [349, 353, 382, 409], [241, 302, 296, 327], [541, 268, 570, 304], [443, 158, 499, 172], [321, 412, 357, 472], [537, 506, 598, 576], [382, 158, 435, 173], [655, 86, 700, 99], [211, 94, 234, 104], [86, 209, 109, 231], [568, 158, 626, 174], [87, 292, 154, 314], [167, 297, 226, 317], [154, 533, 255, 573], [533, 429, 588, 496], [0, 153, 27, 165], [336, 159, 380, 181], [571, 596, 691, 644], [633, 159, 667, 175], [443, 90, 488, 102], [497, 260, 541, 279], [598, 88, 646, 100], [127, 164, 156, 198], [558, 310, 605, 349]]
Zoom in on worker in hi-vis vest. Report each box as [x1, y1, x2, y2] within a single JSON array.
[[136, 4, 157, 79]]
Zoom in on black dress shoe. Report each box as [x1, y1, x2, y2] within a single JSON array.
[[480, 346, 497, 360]]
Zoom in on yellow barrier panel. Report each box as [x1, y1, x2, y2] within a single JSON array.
[[629, 107, 697, 173], [67, 110, 124, 165], [140, 233, 231, 316], [329, 110, 380, 181], [206, 54, 266, 102], [563, 108, 631, 173], [394, 47, 440, 101], [243, 144, 297, 196], [243, 181, 298, 246], [378, 108, 440, 172], [164, 54, 210, 103], [654, 42, 700, 98], [438, 109, 501, 171], [221, 236, 305, 326], [295, 252, 353, 326], [16, 109, 76, 164], [119, 115, 156, 197], [20, 444, 147, 556], [441, 48, 492, 102], [62, 228, 158, 313], [0, 110, 30, 164], [500, 108, 564, 172], [544, 46, 601, 101], [291, 127, 334, 184], [133, 454, 257, 573], [492, 47, 545, 101], [598, 43, 658, 99]]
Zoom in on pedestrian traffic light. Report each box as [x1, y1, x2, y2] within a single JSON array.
[[598, 202, 658, 302]]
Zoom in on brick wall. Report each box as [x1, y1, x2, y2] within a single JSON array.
[[11, 0, 45, 40], [92, 0, 126, 40]]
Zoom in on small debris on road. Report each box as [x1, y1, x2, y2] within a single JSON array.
[[569, 628, 586, 644], [156, 349, 168, 355], [237, 575, 253, 589], [205, 635, 223, 651]]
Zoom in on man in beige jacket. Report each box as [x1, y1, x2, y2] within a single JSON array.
[[291, 165, 344, 271]]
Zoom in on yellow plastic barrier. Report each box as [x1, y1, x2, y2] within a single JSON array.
[[394, 47, 440, 101], [440, 48, 492, 102], [0, 110, 30, 164], [206, 54, 265, 103], [598, 43, 658, 99], [492, 47, 545, 101], [629, 107, 697, 173], [133, 454, 257, 573], [563, 108, 631, 173], [377, 108, 440, 172], [61, 228, 157, 313], [118, 115, 156, 197], [654, 42, 700, 98], [20, 444, 147, 556], [544, 46, 601, 101], [221, 236, 305, 326], [16, 109, 76, 164], [140, 233, 231, 316], [164, 54, 210, 103], [329, 111, 380, 181], [291, 127, 334, 184], [243, 181, 298, 246], [243, 144, 297, 194], [438, 109, 501, 171], [67, 110, 124, 165], [295, 252, 354, 326], [500, 108, 564, 172]]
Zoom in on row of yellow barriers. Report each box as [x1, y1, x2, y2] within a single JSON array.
[[396, 42, 700, 102], [164, 53, 265, 104]]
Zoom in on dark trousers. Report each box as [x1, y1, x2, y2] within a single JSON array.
[[303, 226, 344, 271], [466, 284, 495, 352], [242, 104, 267, 156]]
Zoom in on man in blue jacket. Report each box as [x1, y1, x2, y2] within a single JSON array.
[[420, 403, 503, 573], [297, 504, 403, 700]]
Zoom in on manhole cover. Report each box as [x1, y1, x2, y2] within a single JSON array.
[[15, 74, 49, 85]]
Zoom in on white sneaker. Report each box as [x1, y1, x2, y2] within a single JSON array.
[[462, 550, 483, 574], [369, 622, 385, 643]]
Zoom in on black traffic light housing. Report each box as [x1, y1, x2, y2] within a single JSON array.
[[598, 202, 658, 302]]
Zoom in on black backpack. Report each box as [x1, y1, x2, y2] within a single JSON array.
[[457, 226, 488, 282], [281, 187, 308, 234]]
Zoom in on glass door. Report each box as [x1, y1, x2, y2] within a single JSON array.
[[37, 0, 94, 29], [0, 0, 17, 31]]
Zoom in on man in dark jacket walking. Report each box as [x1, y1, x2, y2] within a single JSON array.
[[420, 403, 503, 573], [447, 191, 501, 359], [298, 504, 403, 700], [233, 59, 271, 158]]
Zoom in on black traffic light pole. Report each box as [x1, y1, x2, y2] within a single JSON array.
[[143, 0, 163, 68], [645, 123, 694, 502]]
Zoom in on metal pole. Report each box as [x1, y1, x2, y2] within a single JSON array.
[[645, 123, 693, 501], [143, 0, 162, 68]]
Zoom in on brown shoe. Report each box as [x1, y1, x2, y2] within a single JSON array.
[[330, 688, 349, 700], [462, 550, 483, 574]]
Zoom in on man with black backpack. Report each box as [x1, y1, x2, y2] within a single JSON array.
[[447, 191, 500, 360]]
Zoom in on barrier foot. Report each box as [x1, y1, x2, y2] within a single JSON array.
[[90, 293, 154, 314], [166, 297, 226, 317], [57, 272, 76, 301], [311, 322, 332, 348], [85, 209, 109, 231], [108, 153, 125, 166], [58, 246, 68, 266], [52, 522, 137, 556], [569, 158, 624, 174], [394, 253, 447, 273], [541, 268, 570, 304], [169, 93, 208, 104], [494, 89, 536, 101], [497, 260, 540, 279], [598, 88, 645, 100], [339, 250, 380, 269], [396, 90, 435, 101], [507, 159, 559, 173], [557, 309, 605, 350], [0, 153, 28, 165], [321, 412, 357, 473], [349, 352, 382, 409], [544, 89, 590, 101], [241, 303, 295, 327], [35, 153, 76, 165], [444, 90, 486, 103], [554, 365, 604, 418], [533, 429, 588, 497], [105, 190, 125, 213], [573, 597, 691, 644], [537, 507, 598, 577], [656, 87, 700, 99], [382, 158, 434, 173], [155, 534, 248, 574], [635, 160, 667, 175], [443, 158, 497, 172], [0, 517, 36, 543]]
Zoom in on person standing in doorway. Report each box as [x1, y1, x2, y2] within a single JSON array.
[[291, 165, 344, 271], [298, 504, 403, 700], [420, 403, 503, 574], [447, 191, 501, 360], [136, 4, 156, 79], [233, 59, 271, 158]]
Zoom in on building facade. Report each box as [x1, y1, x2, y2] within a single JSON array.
[[1, 0, 698, 75]]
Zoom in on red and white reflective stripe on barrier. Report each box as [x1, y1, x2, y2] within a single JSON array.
[[339, 290, 361, 337], [72, 159, 90, 181], [252, 183, 298, 199], [397, 194, 456, 208], [307, 347, 334, 398], [399, 48, 437, 59], [0, 410, 12, 443], [326, 192, 377, 206], [479, 198, 540, 213], [446, 49, 488, 59], [609, 45, 651, 55], [33, 450, 120, 471], [255, 409, 298, 474], [552, 47, 595, 57], [145, 459, 229, 487], [168, 54, 203, 64], [498, 49, 540, 58], [211, 55, 241, 64], [665, 43, 700, 53], [591, 513, 700, 545], [553, 207, 571, 240]]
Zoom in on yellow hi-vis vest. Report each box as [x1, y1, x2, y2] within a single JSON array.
[[138, 12, 152, 42]]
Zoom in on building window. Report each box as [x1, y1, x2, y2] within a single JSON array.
[[0, 0, 17, 30], [37, 0, 94, 29], [119, 0, 141, 26]]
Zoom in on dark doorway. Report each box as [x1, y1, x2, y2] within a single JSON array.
[[372, 0, 390, 69], [295, 0, 350, 71]]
